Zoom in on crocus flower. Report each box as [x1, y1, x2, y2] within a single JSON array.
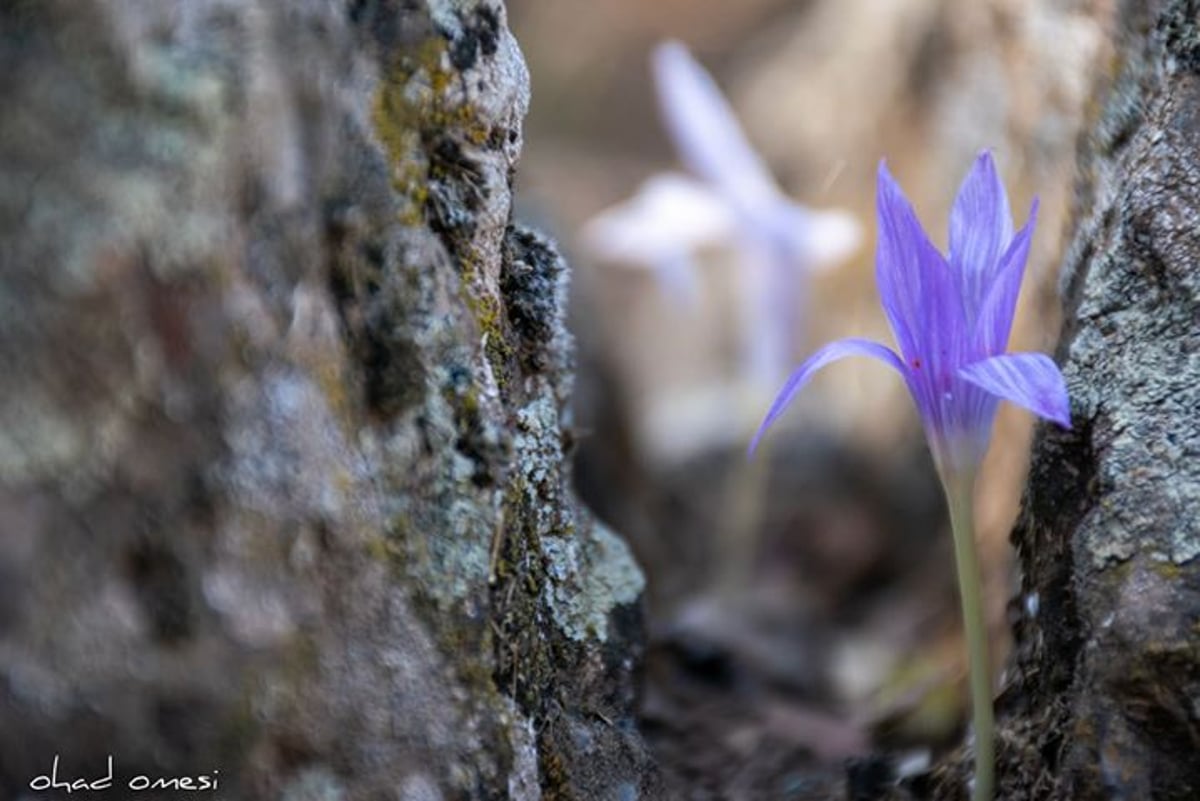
[[581, 40, 860, 386], [750, 153, 1069, 471], [751, 152, 1069, 801]]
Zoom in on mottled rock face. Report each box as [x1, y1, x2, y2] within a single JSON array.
[[0, 1, 659, 798], [1006, 2, 1200, 800]]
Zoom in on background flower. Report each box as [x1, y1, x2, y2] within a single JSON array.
[[582, 40, 860, 389]]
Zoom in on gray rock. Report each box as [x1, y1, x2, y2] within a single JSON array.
[[1003, 1, 1200, 799], [0, 0, 661, 798]]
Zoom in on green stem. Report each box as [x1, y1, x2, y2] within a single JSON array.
[[718, 440, 768, 599], [941, 469, 994, 801]]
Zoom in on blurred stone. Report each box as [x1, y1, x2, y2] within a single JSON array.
[[0, 0, 660, 797]]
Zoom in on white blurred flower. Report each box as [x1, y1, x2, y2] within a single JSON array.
[[582, 40, 861, 386], [582, 172, 733, 303]]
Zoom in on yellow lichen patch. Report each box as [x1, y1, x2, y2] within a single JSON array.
[[369, 37, 492, 226], [313, 358, 355, 429], [1151, 560, 1184, 582], [365, 534, 405, 565], [370, 83, 428, 226], [452, 243, 513, 386], [469, 290, 513, 380]]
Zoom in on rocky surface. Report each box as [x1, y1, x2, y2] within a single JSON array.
[[1000, 1, 1200, 799], [0, 0, 660, 798]]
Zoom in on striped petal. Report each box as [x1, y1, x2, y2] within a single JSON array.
[[875, 161, 966, 374], [959, 352, 1070, 427], [749, 338, 906, 455], [949, 151, 1014, 317], [974, 198, 1038, 355]]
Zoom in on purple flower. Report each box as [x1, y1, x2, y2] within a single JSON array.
[[751, 153, 1070, 472]]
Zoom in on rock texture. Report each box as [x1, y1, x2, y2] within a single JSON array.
[[0, 0, 659, 798], [992, 1, 1200, 799]]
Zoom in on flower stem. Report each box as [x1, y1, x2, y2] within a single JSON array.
[[941, 469, 994, 801]]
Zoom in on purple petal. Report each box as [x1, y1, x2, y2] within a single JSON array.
[[875, 161, 966, 370], [959, 352, 1070, 427], [949, 151, 1015, 315], [749, 338, 906, 456], [651, 41, 777, 210], [974, 198, 1038, 354]]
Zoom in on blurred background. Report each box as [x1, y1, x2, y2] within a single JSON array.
[[507, 0, 1106, 795]]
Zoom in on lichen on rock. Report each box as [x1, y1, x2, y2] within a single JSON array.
[[0, 0, 660, 798], [543, 522, 646, 643], [1006, 2, 1200, 797]]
